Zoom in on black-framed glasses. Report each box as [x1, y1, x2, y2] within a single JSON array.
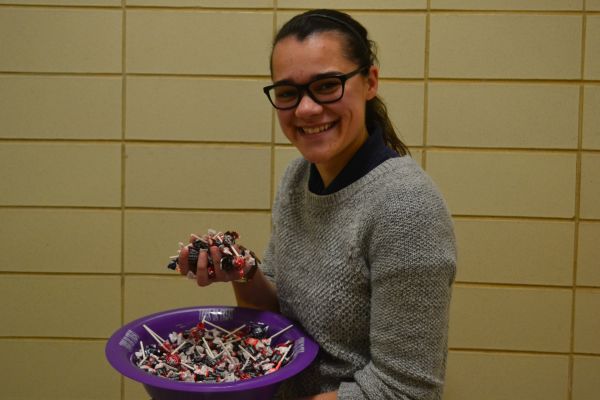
[[263, 65, 369, 110]]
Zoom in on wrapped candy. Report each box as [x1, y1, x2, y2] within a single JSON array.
[[134, 319, 294, 383], [167, 229, 259, 281]]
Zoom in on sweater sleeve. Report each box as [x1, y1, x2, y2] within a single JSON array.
[[258, 229, 277, 286], [338, 182, 456, 400], [258, 157, 306, 288]]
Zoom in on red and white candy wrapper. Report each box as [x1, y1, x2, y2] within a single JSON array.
[[134, 319, 294, 383], [167, 229, 259, 281]]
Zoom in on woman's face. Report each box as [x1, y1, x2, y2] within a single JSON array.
[[271, 32, 378, 181]]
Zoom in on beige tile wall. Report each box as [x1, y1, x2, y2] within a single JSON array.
[[0, 2, 598, 400]]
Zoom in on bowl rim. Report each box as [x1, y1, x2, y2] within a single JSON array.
[[105, 305, 319, 393]]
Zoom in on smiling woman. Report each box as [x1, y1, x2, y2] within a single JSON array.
[[177, 9, 457, 400]]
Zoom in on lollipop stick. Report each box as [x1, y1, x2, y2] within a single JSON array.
[[268, 324, 293, 341]]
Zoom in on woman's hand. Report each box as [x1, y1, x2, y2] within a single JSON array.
[[175, 231, 279, 313], [177, 234, 247, 286]]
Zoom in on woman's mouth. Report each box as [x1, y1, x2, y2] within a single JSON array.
[[299, 121, 337, 135]]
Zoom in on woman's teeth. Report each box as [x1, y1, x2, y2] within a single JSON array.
[[301, 122, 333, 134]]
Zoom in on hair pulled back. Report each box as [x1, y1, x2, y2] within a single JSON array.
[[270, 9, 409, 156]]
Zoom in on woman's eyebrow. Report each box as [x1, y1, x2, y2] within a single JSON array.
[[272, 70, 344, 86]]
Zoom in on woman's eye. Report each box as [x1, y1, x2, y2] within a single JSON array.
[[312, 79, 341, 94], [274, 87, 298, 100]]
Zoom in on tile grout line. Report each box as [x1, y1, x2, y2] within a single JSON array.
[[0, 272, 553, 287], [0, 210, 597, 223], [448, 347, 600, 357], [453, 281, 589, 290], [421, 1, 431, 170], [568, 3, 588, 399], [3, 70, 600, 85], [3, 335, 599, 358], [0, 3, 597, 14], [0, 4, 273, 12], [119, 2, 127, 399], [2, 138, 600, 154], [269, 2, 277, 213], [1, 270, 599, 290], [2, 137, 598, 149]]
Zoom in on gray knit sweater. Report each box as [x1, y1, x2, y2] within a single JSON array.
[[260, 155, 456, 400]]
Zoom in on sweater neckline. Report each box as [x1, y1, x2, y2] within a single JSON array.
[[301, 156, 412, 208], [308, 123, 398, 195]]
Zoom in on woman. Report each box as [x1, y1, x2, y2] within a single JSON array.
[[179, 9, 456, 400]]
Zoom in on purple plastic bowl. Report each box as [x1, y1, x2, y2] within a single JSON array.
[[105, 306, 318, 400]]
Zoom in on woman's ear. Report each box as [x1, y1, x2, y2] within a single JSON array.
[[365, 65, 379, 101]]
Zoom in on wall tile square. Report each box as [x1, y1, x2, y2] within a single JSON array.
[[126, 77, 271, 142], [0, 209, 121, 273], [0, 275, 121, 337], [577, 222, 600, 287], [0, 143, 121, 207], [585, 16, 600, 80], [430, 0, 582, 10], [0, 8, 121, 73], [410, 149, 423, 166], [125, 378, 149, 400], [125, 144, 271, 209], [449, 286, 572, 352], [444, 351, 569, 400], [378, 82, 424, 146], [3, 0, 120, 4], [0, 339, 120, 400], [353, 13, 426, 79], [588, 0, 600, 10], [124, 276, 236, 323], [126, 10, 272, 75], [124, 210, 271, 273], [426, 151, 576, 218], [277, 0, 426, 9], [428, 83, 579, 149], [127, 0, 272, 6], [572, 356, 600, 400], [580, 153, 600, 219], [454, 219, 574, 286], [0, 75, 121, 140], [275, 117, 288, 144], [429, 14, 582, 79], [583, 85, 600, 150], [574, 289, 600, 354]]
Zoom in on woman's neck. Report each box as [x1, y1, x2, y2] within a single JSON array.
[[315, 126, 369, 188]]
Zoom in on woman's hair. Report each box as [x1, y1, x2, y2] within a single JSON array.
[[270, 9, 409, 156]]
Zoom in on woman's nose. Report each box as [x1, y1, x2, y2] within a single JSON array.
[[294, 92, 323, 117]]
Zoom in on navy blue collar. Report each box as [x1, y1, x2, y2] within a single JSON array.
[[309, 124, 399, 195]]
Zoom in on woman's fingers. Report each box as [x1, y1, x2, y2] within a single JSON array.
[[178, 245, 190, 276], [177, 235, 249, 284], [211, 245, 228, 281], [196, 250, 210, 287]]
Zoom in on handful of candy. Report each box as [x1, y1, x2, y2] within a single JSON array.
[[134, 318, 294, 383], [167, 229, 260, 281]]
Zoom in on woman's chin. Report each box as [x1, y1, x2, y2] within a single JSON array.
[[298, 150, 330, 165]]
